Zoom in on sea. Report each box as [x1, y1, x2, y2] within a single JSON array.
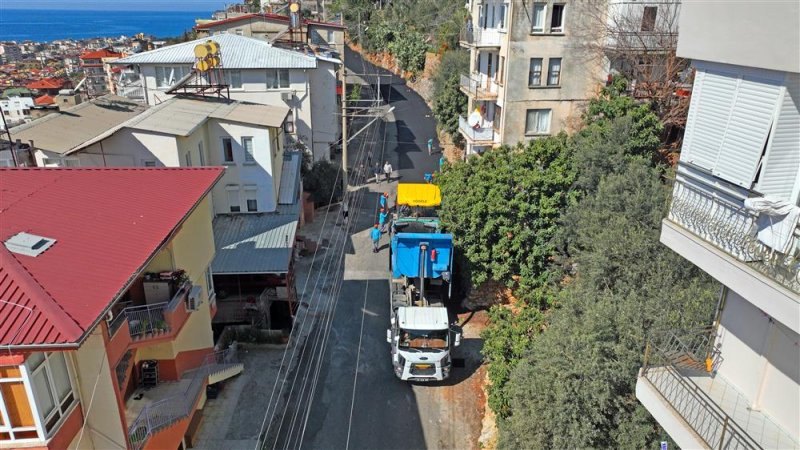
[[0, 9, 209, 42]]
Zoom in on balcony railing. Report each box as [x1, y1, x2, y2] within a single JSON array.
[[109, 281, 193, 340], [641, 329, 797, 449], [116, 84, 145, 100], [128, 347, 240, 450], [459, 73, 499, 99], [459, 26, 502, 47], [668, 166, 800, 293], [459, 115, 495, 142]]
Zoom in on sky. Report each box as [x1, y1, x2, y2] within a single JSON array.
[[0, 0, 228, 11]]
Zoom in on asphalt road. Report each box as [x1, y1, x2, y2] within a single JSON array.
[[263, 48, 476, 450]]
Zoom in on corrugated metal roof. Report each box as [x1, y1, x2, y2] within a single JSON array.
[[10, 95, 147, 155], [211, 203, 300, 274], [113, 34, 317, 69], [0, 167, 224, 347], [278, 152, 301, 205], [120, 97, 289, 137]]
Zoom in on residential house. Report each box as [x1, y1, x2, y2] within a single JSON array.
[[111, 33, 339, 161], [14, 94, 304, 330], [0, 95, 34, 129], [80, 48, 123, 97], [458, 0, 679, 155], [635, 2, 800, 449], [0, 167, 243, 450], [25, 78, 71, 97], [0, 43, 22, 63]]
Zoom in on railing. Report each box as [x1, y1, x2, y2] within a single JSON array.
[[459, 26, 502, 47], [109, 281, 192, 339], [127, 346, 240, 450], [459, 73, 499, 99], [606, 30, 678, 51], [642, 329, 762, 450], [668, 167, 800, 293], [459, 115, 495, 142], [116, 84, 145, 100]]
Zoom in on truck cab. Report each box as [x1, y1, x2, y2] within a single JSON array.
[[387, 306, 460, 381]]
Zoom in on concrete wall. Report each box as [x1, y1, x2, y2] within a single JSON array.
[[307, 61, 338, 158], [716, 289, 800, 437], [677, 1, 800, 74]]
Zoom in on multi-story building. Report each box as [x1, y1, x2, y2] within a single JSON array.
[[25, 77, 71, 96], [0, 167, 243, 450], [0, 42, 22, 63], [80, 48, 123, 97], [0, 95, 34, 129], [458, 0, 681, 155], [635, 2, 800, 449], [112, 33, 339, 161]]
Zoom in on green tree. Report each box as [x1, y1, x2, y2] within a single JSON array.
[[303, 160, 344, 205], [437, 136, 577, 305], [388, 31, 428, 76], [431, 50, 468, 143]]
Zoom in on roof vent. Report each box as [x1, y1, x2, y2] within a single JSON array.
[[4, 232, 56, 257]]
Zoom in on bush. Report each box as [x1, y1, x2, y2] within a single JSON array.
[[432, 50, 468, 143], [303, 160, 343, 205], [388, 31, 428, 76]]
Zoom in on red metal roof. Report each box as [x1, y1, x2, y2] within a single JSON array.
[[195, 13, 345, 30], [80, 48, 123, 60], [0, 168, 224, 348], [25, 78, 66, 90], [34, 94, 55, 105]]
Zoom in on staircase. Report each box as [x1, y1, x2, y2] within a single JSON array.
[[128, 346, 242, 450]]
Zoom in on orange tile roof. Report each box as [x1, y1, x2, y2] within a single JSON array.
[[25, 78, 66, 90], [34, 94, 55, 105], [80, 48, 122, 60]]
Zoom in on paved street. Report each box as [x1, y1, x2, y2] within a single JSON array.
[[262, 48, 484, 450]]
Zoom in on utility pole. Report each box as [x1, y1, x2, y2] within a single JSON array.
[[0, 105, 19, 167], [341, 65, 348, 188]]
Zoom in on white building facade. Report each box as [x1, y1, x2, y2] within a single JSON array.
[[635, 2, 800, 449], [112, 34, 339, 161], [0, 96, 34, 129]]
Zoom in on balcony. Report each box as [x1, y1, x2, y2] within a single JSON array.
[[459, 115, 496, 143], [638, 329, 798, 449], [116, 84, 145, 101], [459, 26, 502, 48], [126, 347, 243, 450], [459, 73, 499, 100], [664, 163, 799, 296]]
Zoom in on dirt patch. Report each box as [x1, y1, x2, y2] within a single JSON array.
[[462, 280, 517, 311]]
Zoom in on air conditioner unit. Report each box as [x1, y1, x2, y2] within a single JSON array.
[[186, 285, 203, 311], [281, 92, 294, 102]]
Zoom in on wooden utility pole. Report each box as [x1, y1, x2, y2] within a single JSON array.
[[341, 66, 348, 188]]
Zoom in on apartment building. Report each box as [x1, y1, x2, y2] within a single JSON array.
[[80, 48, 123, 97], [0, 167, 243, 450], [0, 95, 33, 129], [635, 2, 800, 449], [0, 43, 22, 63], [112, 33, 339, 161], [11, 94, 303, 331], [458, 0, 679, 155]]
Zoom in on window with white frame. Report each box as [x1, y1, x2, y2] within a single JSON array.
[[525, 109, 551, 135], [532, 4, 546, 33], [551, 4, 565, 32], [547, 58, 562, 86], [225, 69, 242, 89], [26, 352, 76, 436], [497, 3, 508, 29], [0, 365, 38, 442], [155, 65, 189, 88], [227, 186, 241, 212], [222, 137, 234, 163], [205, 266, 215, 299], [41, 158, 60, 167], [242, 137, 255, 163], [528, 58, 543, 86], [244, 185, 258, 212], [266, 69, 290, 89]]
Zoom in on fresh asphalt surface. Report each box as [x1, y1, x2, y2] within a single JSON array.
[[264, 48, 445, 450]]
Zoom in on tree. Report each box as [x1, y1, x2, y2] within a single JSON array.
[[499, 160, 717, 449], [431, 50, 468, 143], [388, 31, 428, 76], [303, 160, 344, 205], [437, 136, 577, 305]]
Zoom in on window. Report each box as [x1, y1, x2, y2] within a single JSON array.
[[42, 158, 60, 167], [497, 3, 508, 29], [26, 352, 76, 435], [528, 58, 542, 86], [266, 69, 290, 89], [532, 4, 546, 33], [184, 151, 192, 167], [493, 105, 502, 132], [225, 69, 242, 89], [525, 109, 551, 135], [244, 186, 258, 212], [227, 187, 241, 212], [551, 4, 565, 32], [143, 160, 157, 167], [198, 141, 205, 165], [235, 28, 243, 35], [247, 197, 258, 212], [641, 6, 657, 32], [547, 58, 562, 86], [0, 365, 37, 442], [242, 137, 255, 163], [204, 266, 215, 299], [222, 137, 234, 163], [155, 65, 189, 88]]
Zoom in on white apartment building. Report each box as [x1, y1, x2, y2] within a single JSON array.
[[635, 2, 800, 449], [458, 0, 679, 155], [0, 96, 34, 129], [112, 33, 339, 161]]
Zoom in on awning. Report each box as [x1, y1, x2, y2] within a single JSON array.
[[397, 183, 442, 207]]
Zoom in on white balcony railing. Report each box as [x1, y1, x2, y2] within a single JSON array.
[[667, 163, 800, 293], [459, 73, 499, 99], [459, 26, 502, 47], [459, 116, 495, 142]]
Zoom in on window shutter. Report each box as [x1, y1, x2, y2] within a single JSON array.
[[757, 74, 800, 203], [681, 68, 738, 171]]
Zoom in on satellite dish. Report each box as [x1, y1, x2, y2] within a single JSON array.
[[467, 111, 481, 128], [207, 41, 219, 55], [289, 2, 300, 13]]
